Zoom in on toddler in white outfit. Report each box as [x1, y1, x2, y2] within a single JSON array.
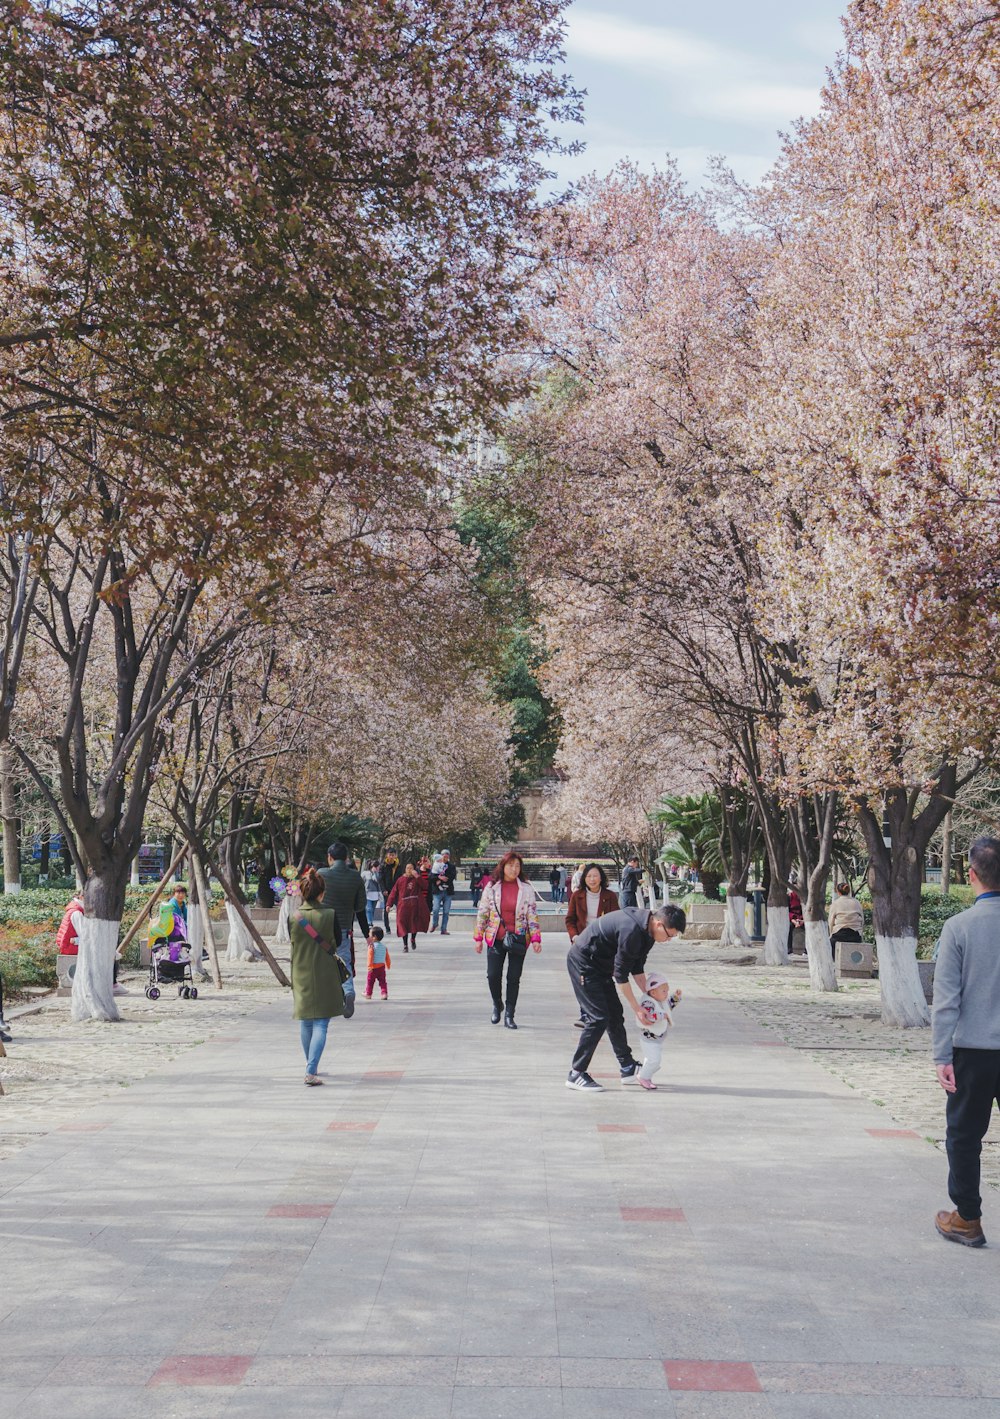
[[637, 970, 681, 1091]]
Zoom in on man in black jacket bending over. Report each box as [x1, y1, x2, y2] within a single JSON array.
[[566, 905, 686, 1092]]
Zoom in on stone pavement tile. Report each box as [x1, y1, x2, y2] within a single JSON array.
[[0, 1355, 60, 1384], [666, 1361, 763, 1392], [11, 1385, 231, 1419], [555, 1303, 662, 1359], [563, 1389, 680, 1419], [46, 1354, 164, 1385], [765, 1397, 1000, 1419], [560, 1357, 670, 1389], [246, 1354, 457, 1386], [337, 1384, 457, 1418], [150, 1354, 254, 1386], [671, 1395, 775, 1419], [755, 1362, 983, 1398], [459, 1303, 559, 1358], [223, 1387, 347, 1418], [449, 1386, 566, 1419], [455, 1357, 561, 1387]]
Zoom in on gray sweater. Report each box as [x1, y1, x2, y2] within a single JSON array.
[[931, 895, 1000, 1064]]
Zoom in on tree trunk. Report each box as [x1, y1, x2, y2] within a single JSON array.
[[274, 892, 291, 945], [941, 810, 953, 897], [39, 826, 50, 882], [1, 740, 21, 894], [190, 849, 223, 990], [71, 869, 129, 1023], [721, 894, 751, 948], [857, 792, 935, 1028], [130, 855, 141, 887], [761, 886, 789, 966], [794, 795, 839, 993], [225, 902, 261, 960]]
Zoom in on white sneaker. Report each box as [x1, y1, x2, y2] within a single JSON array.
[[112, 984, 129, 996]]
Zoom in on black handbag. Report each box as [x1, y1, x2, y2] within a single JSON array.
[[502, 930, 528, 952]]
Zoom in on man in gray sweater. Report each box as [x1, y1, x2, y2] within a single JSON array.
[[931, 835, 1000, 1247]]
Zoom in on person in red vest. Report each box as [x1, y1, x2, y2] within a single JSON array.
[[57, 893, 127, 995]]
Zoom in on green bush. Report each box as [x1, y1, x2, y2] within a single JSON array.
[[918, 885, 972, 956], [0, 942, 58, 996]]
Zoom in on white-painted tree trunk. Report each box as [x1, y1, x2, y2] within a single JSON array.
[[721, 894, 751, 948], [225, 902, 261, 961], [875, 933, 930, 1027], [4, 879, 21, 894], [71, 918, 121, 1022], [760, 907, 789, 965], [129, 857, 141, 887], [804, 919, 838, 992], [188, 907, 205, 978], [274, 893, 291, 944], [646, 875, 658, 909]]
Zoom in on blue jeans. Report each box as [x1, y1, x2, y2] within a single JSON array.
[[432, 892, 452, 930], [337, 929, 355, 998], [299, 1018, 329, 1074], [367, 896, 382, 927]]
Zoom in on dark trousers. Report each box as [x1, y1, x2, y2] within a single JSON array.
[[830, 927, 862, 959], [946, 1047, 1000, 1220], [567, 949, 637, 1075], [487, 940, 527, 1016]]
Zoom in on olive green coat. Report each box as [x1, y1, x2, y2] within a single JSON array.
[[290, 903, 345, 1021]]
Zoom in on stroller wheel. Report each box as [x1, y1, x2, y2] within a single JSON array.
[[144, 986, 152, 999], [189, 987, 198, 1000], [148, 987, 160, 1001], [179, 985, 188, 998]]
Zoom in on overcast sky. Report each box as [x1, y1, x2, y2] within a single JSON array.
[[551, 0, 847, 191]]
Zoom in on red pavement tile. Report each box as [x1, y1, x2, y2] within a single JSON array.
[[327, 1121, 377, 1131], [866, 1128, 920, 1139], [665, 1361, 762, 1392], [621, 1207, 685, 1222], [150, 1355, 253, 1387], [592, 1072, 620, 1079], [267, 1204, 334, 1218], [57, 1122, 110, 1133], [598, 1124, 646, 1134], [364, 1069, 404, 1081]]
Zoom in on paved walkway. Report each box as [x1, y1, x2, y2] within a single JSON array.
[[2, 927, 1000, 1418]]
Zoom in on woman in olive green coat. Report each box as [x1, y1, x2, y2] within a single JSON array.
[[290, 867, 345, 1085]]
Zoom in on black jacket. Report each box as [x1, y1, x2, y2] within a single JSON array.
[[569, 907, 654, 984]]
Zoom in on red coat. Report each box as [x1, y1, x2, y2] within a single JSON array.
[[387, 871, 432, 935], [565, 886, 620, 940]]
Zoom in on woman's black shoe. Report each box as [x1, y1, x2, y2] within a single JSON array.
[[491, 1005, 501, 1024], [504, 1014, 517, 1029]]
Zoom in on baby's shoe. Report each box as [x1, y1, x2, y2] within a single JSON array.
[[639, 1078, 657, 1091]]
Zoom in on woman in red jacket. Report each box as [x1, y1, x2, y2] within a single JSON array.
[[565, 863, 619, 1029], [387, 861, 432, 952]]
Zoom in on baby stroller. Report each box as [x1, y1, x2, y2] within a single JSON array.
[[145, 904, 198, 1001]]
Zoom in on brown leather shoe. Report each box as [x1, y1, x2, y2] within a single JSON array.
[[935, 1209, 986, 1247]]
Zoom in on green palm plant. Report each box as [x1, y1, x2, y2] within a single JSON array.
[[652, 793, 725, 898]]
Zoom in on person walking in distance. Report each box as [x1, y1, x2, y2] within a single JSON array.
[[932, 835, 1000, 1247], [430, 849, 457, 935], [318, 842, 369, 1018], [364, 925, 391, 1001], [619, 856, 642, 907], [565, 904, 686, 1091], [387, 862, 432, 952], [289, 866, 346, 1085], [548, 864, 561, 903], [474, 851, 541, 1029]]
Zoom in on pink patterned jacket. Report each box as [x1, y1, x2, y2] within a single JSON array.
[[474, 878, 542, 948]]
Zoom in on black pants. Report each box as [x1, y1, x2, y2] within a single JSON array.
[[567, 948, 637, 1075], [487, 940, 527, 1016], [946, 1047, 1000, 1220], [830, 927, 862, 959]]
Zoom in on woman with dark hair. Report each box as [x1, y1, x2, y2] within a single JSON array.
[[565, 863, 620, 1030], [387, 860, 432, 952], [474, 850, 541, 1028], [565, 863, 619, 944], [289, 866, 345, 1085], [828, 880, 864, 958]]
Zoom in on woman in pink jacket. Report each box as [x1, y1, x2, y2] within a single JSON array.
[[474, 851, 541, 1029]]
